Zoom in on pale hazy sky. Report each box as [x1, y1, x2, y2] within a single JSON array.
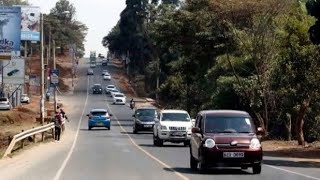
[[28, 0, 126, 57]]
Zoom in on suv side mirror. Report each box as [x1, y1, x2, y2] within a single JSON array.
[[109, 114, 113, 117], [86, 114, 90, 117], [191, 119, 196, 126], [192, 127, 201, 134]]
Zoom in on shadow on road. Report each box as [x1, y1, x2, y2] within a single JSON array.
[[121, 131, 152, 135], [111, 123, 132, 127], [80, 128, 109, 131], [138, 144, 186, 148], [163, 167, 251, 175], [263, 159, 320, 168]]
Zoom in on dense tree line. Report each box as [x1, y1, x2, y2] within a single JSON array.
[[104, 0, 320, 145]]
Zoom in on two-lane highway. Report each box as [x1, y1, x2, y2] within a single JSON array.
[[2, 59, 319, 180], [55, 60, 320, 180]]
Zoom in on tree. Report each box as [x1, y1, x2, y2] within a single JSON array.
[[46, 0, 87, 56]]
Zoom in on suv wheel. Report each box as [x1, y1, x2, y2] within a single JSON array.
[[184, 140, 190, 147], [88, 126, 92, 130], [133, 125, 138, 134], [252, 164, 261, 174]]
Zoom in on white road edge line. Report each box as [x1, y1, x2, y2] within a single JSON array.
[[265, 165, 320, 180], [105, 96, 190, 180], [53, 76, 90, 180]]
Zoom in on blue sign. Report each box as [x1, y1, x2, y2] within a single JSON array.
[[0, 6, 21, 54], [50, 69, 59, 87]]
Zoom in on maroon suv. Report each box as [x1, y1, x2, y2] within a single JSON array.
[[190, 110, 263, 174]]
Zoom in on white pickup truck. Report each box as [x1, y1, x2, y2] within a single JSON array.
[[153, 109, 194, 147]]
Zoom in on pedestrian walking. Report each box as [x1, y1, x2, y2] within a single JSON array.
[[54, 111, 62, 142]]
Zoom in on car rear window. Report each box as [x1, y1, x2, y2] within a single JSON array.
[[92, 111, 107, 116], [0, 98, 7, 101], [162, 113, 190, 122], [107, 85, 115, 88], [205, 116, 254, 133]]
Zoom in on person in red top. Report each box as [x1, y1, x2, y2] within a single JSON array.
[[54, 111, 62, 141]]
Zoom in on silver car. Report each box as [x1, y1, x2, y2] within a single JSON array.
[[0, 97, 12, 110]]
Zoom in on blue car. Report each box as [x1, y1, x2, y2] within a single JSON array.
[[87, 109, 112, 130]]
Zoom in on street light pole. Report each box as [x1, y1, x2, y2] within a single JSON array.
[[40, 13, 45, 125], [53, 40, 57, 112]]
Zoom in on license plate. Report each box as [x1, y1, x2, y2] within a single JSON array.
[[171, 131, 184, 136], [97, 122, 104, 126], [223, 152, 244, 158], [144, 125, 152, 128]]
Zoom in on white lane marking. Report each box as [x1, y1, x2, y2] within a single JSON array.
[[105, 102, 190, 180], [53, 76, 90, 180], [265, 165, 320, 180]]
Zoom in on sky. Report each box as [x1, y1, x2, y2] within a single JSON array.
[[28, 0, 126, 57]]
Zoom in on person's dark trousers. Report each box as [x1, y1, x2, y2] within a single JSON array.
[[55, 127, 61, 141]]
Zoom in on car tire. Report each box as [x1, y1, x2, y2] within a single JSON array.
[[252, 164, 261, 174], [88, 126, 92, 130], [190, 154, 198, 171], [184, 140, 190, 147], [107, 126, 111, 130], [133, 126, 138, 134]]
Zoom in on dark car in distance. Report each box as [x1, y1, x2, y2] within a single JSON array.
[[190, 110, 263, 174], [133, 107, 158, 134], [92, 84, 103, 94]]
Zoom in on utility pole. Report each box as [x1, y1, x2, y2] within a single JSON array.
[[40, 13, 45, 125], [53, 40, 57, 112]]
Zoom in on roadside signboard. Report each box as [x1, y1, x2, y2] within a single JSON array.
[[3, 57, 25, 84], [0, 6, 21, 60], [29, 75, 40, 86], [19, 6, 40, 41], [50, 69, 59, 87]]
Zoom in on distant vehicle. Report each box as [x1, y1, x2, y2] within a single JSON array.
[[87, 68, 94, 75], [102, 59, 108, 66], [92, 84, 103, 94], [112, 93, 126, 105], [20, 94, 30, 104], [105, 85, 116, 94], [133, 107, 158, 134], [102, 69, 109, 75], [0, 97, 12, 110], [110, 89, 120, 97], [153, 110, 193, 147], [90, 62, 96, 68], [87, 109, 112, 130], [190, 110, 263, 174], [103, 73, 111, 80]]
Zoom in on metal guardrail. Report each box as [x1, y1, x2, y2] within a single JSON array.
[[3, 122, 55, 158]]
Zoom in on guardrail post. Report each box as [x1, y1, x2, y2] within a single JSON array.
[[21, 130, 25, 149], [8, 136, 12, 146]]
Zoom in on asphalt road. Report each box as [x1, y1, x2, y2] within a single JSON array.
[[2, 59, 320, 180]]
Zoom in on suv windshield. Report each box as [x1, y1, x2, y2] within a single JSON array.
[[162, 113, 190, 122], [93, 85, 102, 88], [136, 109, 157, 119], [205, 116, 254, 133], [91, 111, 107, 116], [115, 94, 124, 97]]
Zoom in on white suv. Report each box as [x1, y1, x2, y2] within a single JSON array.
[[153, 110, 193, 147]]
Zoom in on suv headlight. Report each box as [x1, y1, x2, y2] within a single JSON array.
[[250, 138, 261, 149], [204, 139, 216, 148], [160, 125, 167, 130]]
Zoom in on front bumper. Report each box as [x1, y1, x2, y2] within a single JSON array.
[[201, 147, 263, 167], [158, 130, 191, 142], [0, 105, 11, 110], [135, 122, 154, 131], [113, 99, 126, 104]]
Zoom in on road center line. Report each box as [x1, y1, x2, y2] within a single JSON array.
[[105, 101, 190, 180], [265, 165, 320, 180], [53, 75, 90, 180]]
